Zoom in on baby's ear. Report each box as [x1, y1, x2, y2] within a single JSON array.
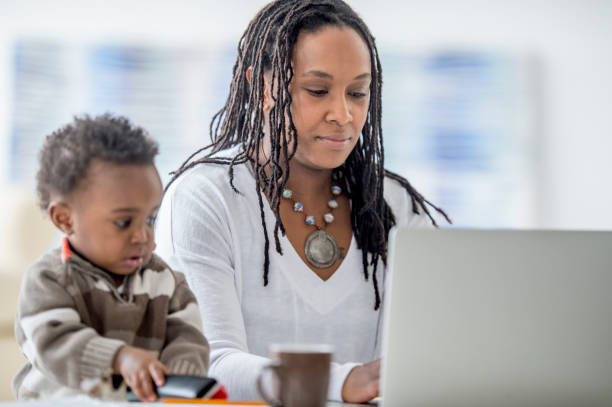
[[48, 201, 73, 235]]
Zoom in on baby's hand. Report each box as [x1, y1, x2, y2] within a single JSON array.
[[113, 345, 170, 402]]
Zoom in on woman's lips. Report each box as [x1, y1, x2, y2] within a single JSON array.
[[316, 136, 351, 150]]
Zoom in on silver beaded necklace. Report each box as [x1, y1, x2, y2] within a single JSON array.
[[282, 174, 344, 269]]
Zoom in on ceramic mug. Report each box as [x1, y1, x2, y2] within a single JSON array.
[[256, 344, 333, 407]]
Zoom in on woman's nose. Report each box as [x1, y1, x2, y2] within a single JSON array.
[[326, 93, 352, 126]]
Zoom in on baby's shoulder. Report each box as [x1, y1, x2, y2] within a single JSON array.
[[141, 253, 187, 287], [145, 252, 172, 272], [25, 247, 67, 282]]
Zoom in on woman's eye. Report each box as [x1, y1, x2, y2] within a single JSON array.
[[350, 91, 368, 98], [145, 216, 157, 227], [115, 219, 132, 229], [306, 89, 327, 96]]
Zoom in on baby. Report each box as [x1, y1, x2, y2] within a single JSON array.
[[13, 114, 209, 402]]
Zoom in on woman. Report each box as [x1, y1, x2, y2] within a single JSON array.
[[156, 0, 449, 402]]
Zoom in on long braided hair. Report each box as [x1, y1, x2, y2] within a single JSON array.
[[168, 0, 450, 310]]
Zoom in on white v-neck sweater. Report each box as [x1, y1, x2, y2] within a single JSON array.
[[155, 158, 433, 401]]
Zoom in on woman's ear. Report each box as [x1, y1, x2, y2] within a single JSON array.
[[262, 74, 274, 113], [246, 66, 274, 113], [246, 66, 253, 85], [48, 201, 74, 235]]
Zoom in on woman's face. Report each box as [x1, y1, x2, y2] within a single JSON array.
[[287, 25, 371, 171]]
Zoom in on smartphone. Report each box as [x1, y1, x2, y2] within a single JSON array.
[[126, 374, 222, 402]]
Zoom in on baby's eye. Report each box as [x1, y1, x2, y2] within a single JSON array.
[[115, 219, 132, 229], [145, 216, 157, 227]]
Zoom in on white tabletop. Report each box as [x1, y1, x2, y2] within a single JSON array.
[[0, 401, 368, 407]]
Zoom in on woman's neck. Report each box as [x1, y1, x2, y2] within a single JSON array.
[[255, 129, 334, 199], [286, 160, 333, 200]]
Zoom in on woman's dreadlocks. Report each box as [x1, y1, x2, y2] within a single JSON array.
[[167, 0, 451, 310]]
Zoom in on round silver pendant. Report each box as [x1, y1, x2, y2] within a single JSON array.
[[304, 229, 339, 269]]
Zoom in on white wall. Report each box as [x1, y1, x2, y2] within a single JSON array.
[[1, 0, 611, 230], [350, 0, 612, 230]]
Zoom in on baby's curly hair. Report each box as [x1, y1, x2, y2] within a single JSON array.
[[36, 113, 159, 210]]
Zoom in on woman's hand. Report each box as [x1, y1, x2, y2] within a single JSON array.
[[113, 345, 170, 402], [341, 359, 381, 403]]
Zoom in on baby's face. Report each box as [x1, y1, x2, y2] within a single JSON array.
[[66, 160, 163, 276]]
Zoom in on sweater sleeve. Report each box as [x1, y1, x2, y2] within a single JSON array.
[[157, 175, 270, 400], [176, 243, 271, 400], [158, 271, 210, 376], [15, 263, 124, 392]]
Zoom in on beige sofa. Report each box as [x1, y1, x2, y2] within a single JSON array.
[[0, 188, 57, 400]]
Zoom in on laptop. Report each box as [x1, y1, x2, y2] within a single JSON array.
[[380, 229, 612, 407]]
